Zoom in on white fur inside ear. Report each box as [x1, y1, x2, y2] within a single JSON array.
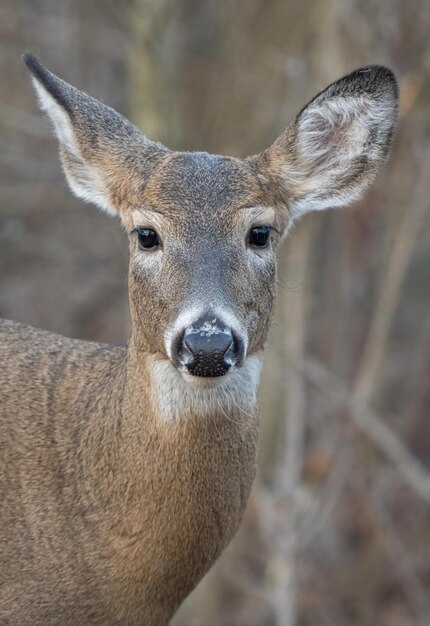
[[32, 78, 116, 216], [284, 93, 395, 220], [32, 78, 77, 152], [298, 95, 377, 161]]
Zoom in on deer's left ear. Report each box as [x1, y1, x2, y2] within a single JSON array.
[[255, 66, 398, 225]]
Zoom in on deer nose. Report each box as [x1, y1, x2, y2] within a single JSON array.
[[174, 314, 242, 377]]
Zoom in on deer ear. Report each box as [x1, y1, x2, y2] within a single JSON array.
[[258, 66, 398, 224], [23, 53, 167, 216]]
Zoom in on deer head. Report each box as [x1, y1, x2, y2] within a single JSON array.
[[24, 54, 398, 400]]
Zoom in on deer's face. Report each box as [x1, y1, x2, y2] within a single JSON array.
[[125, 152, 281, 379], [25, 55, 398, 384]]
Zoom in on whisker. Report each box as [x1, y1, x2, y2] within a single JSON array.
[[216, 396, 243, 427], [225, 388, 256, 420]]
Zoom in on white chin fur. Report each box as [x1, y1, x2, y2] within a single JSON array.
[[149, 355, 262, 422]]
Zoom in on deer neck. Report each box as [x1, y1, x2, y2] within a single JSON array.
[[78, 338, 262, 516], [74, 340, 261, 610]]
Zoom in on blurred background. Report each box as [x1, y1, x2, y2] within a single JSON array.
[[1, 1, 430, 624]]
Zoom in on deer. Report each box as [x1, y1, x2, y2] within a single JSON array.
[[0, 54, 398, 625]]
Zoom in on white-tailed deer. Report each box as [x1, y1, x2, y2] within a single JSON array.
[[0, 54, 398, 625]]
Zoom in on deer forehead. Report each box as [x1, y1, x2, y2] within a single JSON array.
[[128, 152, 274, 234], [141, 152, 263, 214]]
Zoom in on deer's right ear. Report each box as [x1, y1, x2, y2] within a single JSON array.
[[255, 66, 398, 228], [23, 53, 168, 216]]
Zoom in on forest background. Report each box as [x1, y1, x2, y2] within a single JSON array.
[[1, 1, 429, 624]]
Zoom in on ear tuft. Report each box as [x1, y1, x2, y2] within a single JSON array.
[[305, 65, 398, 109], [23, 53, 70, 113], [24, 56, 78, 158]]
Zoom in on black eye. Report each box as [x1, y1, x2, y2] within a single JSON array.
[[136, 227, 160, 250], [249, 225, 271, 248]]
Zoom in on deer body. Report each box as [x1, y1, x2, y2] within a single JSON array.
[[0, 318, 258, 624], [0, 55, 397, 624]]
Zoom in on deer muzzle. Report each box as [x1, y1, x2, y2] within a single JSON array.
[[171, 313, 245, 378]]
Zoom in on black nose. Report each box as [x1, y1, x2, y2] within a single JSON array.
[[176, 315, 238, 377]]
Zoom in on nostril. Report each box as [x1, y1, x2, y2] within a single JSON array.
[[177, 332, 194, 366], [231, 333, 245, 367], [171, 330, 184, 367]]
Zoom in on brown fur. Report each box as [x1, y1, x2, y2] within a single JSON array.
[[0, 319, 257, 624], [0, 56, 398, 624]]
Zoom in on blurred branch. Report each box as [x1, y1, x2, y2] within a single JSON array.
[[267, 221, 313, 626], [304, 358, 430, 504], [354, 152, 430, 402], [128, 0, 179, 141], [370, 477, 430, 624]]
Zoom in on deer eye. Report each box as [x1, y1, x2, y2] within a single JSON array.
[[136, 227, 160, 250], [249, 225, 271, 248]]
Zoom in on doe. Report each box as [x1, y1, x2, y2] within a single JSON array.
[[0, 55, 398, 625]]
